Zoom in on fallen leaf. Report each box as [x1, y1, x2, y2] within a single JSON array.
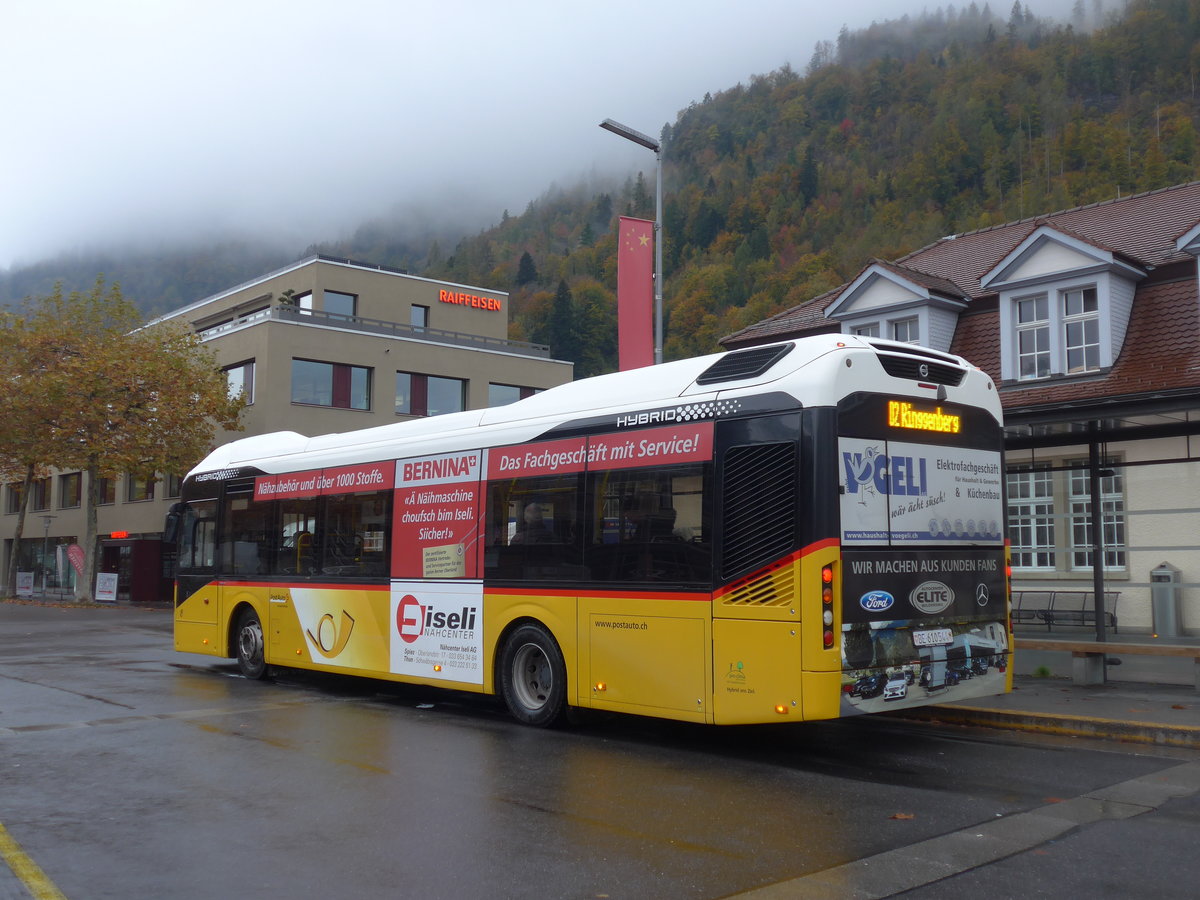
[[889, 813, 915, 820], [1171, 705, 1189, 710]]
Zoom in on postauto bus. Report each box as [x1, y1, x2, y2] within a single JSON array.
[[169, 335, 1011, 726]]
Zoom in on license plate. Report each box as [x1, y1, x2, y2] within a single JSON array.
[[912, 627, 953, 647]]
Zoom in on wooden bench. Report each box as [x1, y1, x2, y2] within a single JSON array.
[[1012, 590, 1120, 632], [1017, 637, 1200, 690]]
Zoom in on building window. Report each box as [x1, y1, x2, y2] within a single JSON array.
[[1006, 458, 1127, 574], [892, 318, 919, 344], [1017, 295, 1050, 380], [292, 359, 371, 410], [164, 474, 183, 499], [1068, 459, 1126, 569], [127, 473, 155, 503], [59, 473, 82, 509], [488, 384, 538, 407], [396, 372, 466, 417], [225, 360, 255, 404], [852, 323, 880, 338], [324, 290, 357, 319], [1007, 465, 1055, 569], [411, 305, 429, 330], [1062, 287, 1100, 374], [30, 478, 50, 511], [98, 477, 116, 506], [5, 484, 22, 515]]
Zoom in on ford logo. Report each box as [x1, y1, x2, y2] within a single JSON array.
[[860, 590, 895, 612]]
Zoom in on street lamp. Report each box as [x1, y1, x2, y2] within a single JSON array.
[[40, 515, 56, 598], [599, 117, 664, 365]]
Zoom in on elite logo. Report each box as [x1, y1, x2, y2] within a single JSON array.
[[910, 580, 955, 614]]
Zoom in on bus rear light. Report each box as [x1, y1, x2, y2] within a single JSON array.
[[823, 630, 835, 648], [823, 609, 833, 626]]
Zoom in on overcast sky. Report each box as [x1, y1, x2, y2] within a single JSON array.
[[1, 0, 1069, 269]]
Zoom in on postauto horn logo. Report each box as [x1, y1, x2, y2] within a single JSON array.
[[859, 590, 895, 613]]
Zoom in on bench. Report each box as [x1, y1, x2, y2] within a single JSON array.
[[1012, 590, 1119, 632], [1017, 637, 1200, 691]]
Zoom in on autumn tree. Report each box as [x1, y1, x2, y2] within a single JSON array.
[[8, 279, 245, 601], [0, 312, 65, 597]]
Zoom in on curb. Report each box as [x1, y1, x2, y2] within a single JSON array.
[[892, 705, 1200, 749]]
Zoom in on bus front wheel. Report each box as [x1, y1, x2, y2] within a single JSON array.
[[499, 623, 566, 727], [235, 607, 268, 680]]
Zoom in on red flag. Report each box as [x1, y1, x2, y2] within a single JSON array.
[[617, 216, 655, 370]]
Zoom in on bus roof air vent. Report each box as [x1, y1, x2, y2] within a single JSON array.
[[875, 351, 966, 386], [695, 343, 794, 386]]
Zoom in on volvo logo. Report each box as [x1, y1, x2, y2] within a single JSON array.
[[918, 363, 930, 378]]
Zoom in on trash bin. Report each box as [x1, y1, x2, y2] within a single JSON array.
[[1150, 562, 1182, 638]]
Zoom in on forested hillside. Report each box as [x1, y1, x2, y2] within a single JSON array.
[[4, 0, 1198, 375], [424, 0, 1200, 372]]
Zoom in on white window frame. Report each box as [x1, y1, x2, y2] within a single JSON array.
[[1007, 465, 1056, 569], [891, 317, 919, 344], [1016, 294, 1050, 380], [1067, 459, 1126, 571], [1062, 287, 1100, 375]]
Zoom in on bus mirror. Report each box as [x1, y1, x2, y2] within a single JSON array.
[[163, 502, 185, 544]]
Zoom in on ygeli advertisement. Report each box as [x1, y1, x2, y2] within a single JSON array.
[[839, 437, 1004, 545], [390, 580, 484, 684]]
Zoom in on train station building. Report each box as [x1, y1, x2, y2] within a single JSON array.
[[1, 256, 573, 603], [724, 181, 1200, 636]]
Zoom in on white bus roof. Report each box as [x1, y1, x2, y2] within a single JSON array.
[[190, 335, 997, 479]]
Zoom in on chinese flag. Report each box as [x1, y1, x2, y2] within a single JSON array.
[[617, 216, 655, 370]]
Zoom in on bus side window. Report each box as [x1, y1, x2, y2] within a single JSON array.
[[178, 499, 218, 572], [485, 474, 583, 580]]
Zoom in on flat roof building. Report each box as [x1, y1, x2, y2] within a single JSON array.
[[2, 256, 573, 603]]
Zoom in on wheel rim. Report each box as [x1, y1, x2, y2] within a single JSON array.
[[239, 617, 264, 666], [510, 641, 552, 711]]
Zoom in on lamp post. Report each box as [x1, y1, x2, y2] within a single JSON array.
[[599, 117, 663, 365], [40, 515, 56, 598]]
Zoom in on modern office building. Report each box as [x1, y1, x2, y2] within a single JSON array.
[[725, 182, 1200, 635], [2, 256, 573, 602]]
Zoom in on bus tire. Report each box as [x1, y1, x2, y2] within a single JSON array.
[[499, 623, 567, 727], [234, 607, 268, 680]]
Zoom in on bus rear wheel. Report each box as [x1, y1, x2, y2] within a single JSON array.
[[235, 607, 268, 680], [499, 623, 566, 727]]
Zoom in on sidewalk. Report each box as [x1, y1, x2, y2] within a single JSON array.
[[894, 628, 1200, 748]]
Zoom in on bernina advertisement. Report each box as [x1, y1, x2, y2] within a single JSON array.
[[839, 437, 1004, 546]]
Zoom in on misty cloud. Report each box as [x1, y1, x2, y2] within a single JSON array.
[[1, 0, 1078, 269]]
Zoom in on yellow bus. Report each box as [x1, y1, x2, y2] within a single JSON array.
[[170, 335, 1011, 726]]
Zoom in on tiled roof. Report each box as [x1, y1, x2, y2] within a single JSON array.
[[724, 181, 1200, 414], [897, 181, 1200, 295]]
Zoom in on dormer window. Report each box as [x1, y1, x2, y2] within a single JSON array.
[[891, 317, 920, 344], [1063, 287, 1099, 374], [985, 224, 1143, 384], [852, 323, 880, 337], [1016, 296, 1049, 379], [1013, 286, 1101, 381]]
